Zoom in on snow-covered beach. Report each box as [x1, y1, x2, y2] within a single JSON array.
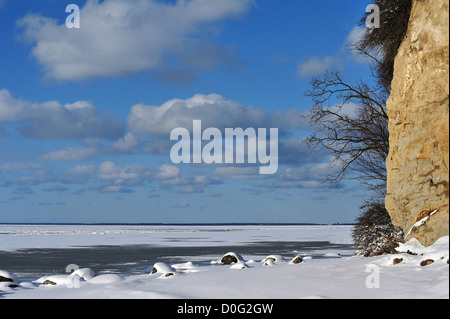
[[0, 224, 448, 299]]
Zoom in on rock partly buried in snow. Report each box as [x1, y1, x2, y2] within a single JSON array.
[[0, 270, 20, 288], [289, 256, 303, 264], [211, 252, 245, 265], [393, 258, 404, 265], [222, 254, 238, 264], [151, 262, 176, 277], [263, 259, 275, 266], [0, 270, 19, 283], [220, 252, 245, 265], [0, 276, 14, 283], [263, 255, 286, 265], [40, 275, 73, 286], [70, 268, 96, 281], [420, 259, 434, 267]]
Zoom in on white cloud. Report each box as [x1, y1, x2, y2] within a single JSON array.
[[127, 93, 308, 136], [10, 168, 56, 187], [0, 89, 124, 139], [110, 132, 139, 153], [99, 185, 132, 194], [153, 164, 181, 180], [39, 147, 99, 162], [278, 164, 331, 183], [97, 161, 150, 186], [345, 26, 365, 46], [0, 162, 44, 171], [17, 0, 253, 82], [296, 25, 373, 79], [297, 55, 342, 78], [61, 166, 94, 184]]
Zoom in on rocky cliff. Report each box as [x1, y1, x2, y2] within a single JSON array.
[[385, 0, 449, 246]]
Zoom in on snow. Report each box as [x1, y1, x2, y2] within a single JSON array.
[[405, 210, 438, 237], [71, 268, 96, 281], [87, 274, 123, 285], [0, 225, 448, 299]]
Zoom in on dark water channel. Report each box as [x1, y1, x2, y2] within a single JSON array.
[[0, 241, 354, 281]]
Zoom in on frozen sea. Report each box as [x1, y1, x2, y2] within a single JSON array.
[[0, 224, 354, 280]]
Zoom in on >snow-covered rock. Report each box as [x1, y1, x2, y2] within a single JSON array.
[[151, 262, 176, 277]]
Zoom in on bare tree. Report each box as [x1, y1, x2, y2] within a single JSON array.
[[302, 62, 389, 195], [301, 0, 414, 255], [302, 0, 414, 196]]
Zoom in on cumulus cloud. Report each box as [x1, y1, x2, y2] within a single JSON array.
[[39, 147, 99, 162], [110, 133, 139, 153], [97, 161, 150, 187], [345, 26, 365, 47], [9, 168, 56, 187], [158, 168, 223, 195], [297, 55, 343, 78], [296, 25, 373, 79], [128, 93, 267, 135], [0, 162, 44, 171], [128, 93, 308, 136], [153, 164, 181, 180], [17, 0, 253, 82], [58, 161, 220, 194], [62, 165, 95, 184], [0, 89, 124, 139], [257, 162, 339, 190]]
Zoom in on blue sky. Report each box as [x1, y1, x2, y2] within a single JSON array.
[[0, 0, 374, 224]]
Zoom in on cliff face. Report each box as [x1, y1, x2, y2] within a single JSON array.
[[385, 0, 449, 246]]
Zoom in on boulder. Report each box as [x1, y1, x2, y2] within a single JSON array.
[[40, 275, 78, 286], [0, 270, 19, 284], [289, 256, 303, 264], [0, 276, 14, 283], [262, 255, 286, 264], [420, 259, 434, 267], [0, 270, 20, 288], [221, 254, 238, 265], [217, 252, 245, 265], [393, 258, 404, 265], [151, 262, 176, 278]]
